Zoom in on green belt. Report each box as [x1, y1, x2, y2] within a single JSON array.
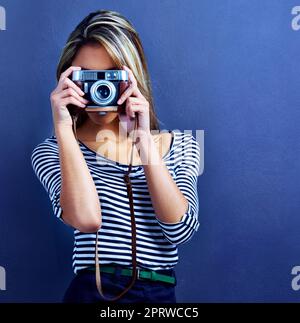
[[85, 265, 176, 285]]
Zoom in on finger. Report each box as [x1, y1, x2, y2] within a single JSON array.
[[60, 77, 85, 96], [126, 97, 149, 115], [123, 65, 144, 98], [117, 81, 134, 105], [126, 97, 145, 105], [117, 81, 144, 105], [117, 66, 143, 104], [126, 102, 145, 118], [59, 66, 81, 83], [61, 96, 86, 108], [59, 88, 89, 104]]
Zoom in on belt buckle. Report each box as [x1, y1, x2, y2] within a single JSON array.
[[136, 268, 142, 280]]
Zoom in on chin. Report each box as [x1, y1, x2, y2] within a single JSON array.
[[87, 111, 119, 125]]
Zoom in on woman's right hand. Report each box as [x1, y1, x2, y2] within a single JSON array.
[[50, 66, 89, 128]]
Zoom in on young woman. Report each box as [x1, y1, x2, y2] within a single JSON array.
[[31, 9, 200, 303]]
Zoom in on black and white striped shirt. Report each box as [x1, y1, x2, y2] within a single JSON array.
[[31, 130, 200, 274]]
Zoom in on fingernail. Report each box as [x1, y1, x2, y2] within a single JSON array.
[[117, 99, 121, 104]]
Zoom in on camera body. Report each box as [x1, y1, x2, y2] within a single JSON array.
[[72, 69, 128, 112]]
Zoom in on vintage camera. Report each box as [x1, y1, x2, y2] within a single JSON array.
[[72, 69, 129, 113]]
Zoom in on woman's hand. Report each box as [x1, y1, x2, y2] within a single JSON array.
[[50, 66, 89, 128], [117, 65, 151, 137]]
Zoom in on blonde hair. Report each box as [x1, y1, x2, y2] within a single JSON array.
[[56, 9, 160, 131]]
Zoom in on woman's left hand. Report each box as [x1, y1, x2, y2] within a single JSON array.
[[117, 65, 151, 137]]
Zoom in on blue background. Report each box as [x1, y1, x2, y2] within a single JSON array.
[[0, 0, 300, 302]]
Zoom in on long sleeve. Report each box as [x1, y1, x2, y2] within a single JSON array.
[[31, 139, 64, 222], [156, 133, 200, 245]]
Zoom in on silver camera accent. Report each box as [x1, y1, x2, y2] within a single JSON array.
[[72, 70, 127, 82]]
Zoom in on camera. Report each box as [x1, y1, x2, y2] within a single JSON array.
[[72, 69, 129, 112]]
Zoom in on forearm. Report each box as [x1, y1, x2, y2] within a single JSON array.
[[55, 125, 101, 232], [137, 133, 188, 224]]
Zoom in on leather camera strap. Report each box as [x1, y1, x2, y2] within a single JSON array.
[[95, 117, 139, 301], [72, 113, 139, 301]]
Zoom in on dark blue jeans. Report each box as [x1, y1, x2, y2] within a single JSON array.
[[63, 266, 177, 303]]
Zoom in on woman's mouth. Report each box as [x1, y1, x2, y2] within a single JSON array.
[[97, 111, 108, 116]]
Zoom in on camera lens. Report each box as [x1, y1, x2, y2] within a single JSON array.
[[90, 80, 116, 106], [96, 85, 110, 99]]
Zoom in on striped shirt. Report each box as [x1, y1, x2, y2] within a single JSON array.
[[31, 130, 200, 274]]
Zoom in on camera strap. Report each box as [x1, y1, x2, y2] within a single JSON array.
[[95, 117, 139, 301], [72, 113, 139, 301]]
